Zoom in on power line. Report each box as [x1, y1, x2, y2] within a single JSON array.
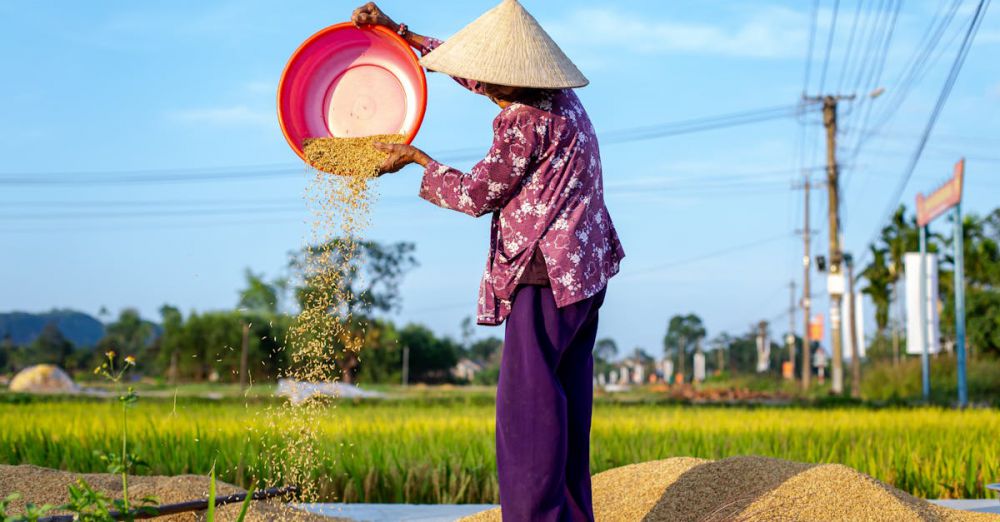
[[621, 234, 791, 279], [2, 205, 304, 220], [837, 0, 899, 227], [602, 105, 804, 144], [817, 0, 842, 94], [842, 0, 888, 99], [803, 0, 822, 96], [855, 0, 991, 272], [836, 0, 865, 95], [841, 0, 901, 159], [0, 216, 306, 234], [842, 0, 958, 219], [0, 103, 817, 186], [0, 166, 307, 186], [852, 0, 963, 156], [1, 165, 834, 215]]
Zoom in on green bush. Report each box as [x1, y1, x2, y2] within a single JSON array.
[[862, 355, 1000, 404]]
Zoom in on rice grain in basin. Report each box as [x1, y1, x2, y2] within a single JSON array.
[[302, 134, 406, 176]]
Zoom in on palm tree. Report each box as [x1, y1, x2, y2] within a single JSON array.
[[939, 212, 1000, 359], [664, 314, 705, 382], [861, 245, 892, 357], [879, 206, 919, 365]]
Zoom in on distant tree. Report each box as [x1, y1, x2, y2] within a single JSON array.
[[724, 326, 760, 375], [594, 338, 618, 363], [29, 322, 74, 367], [460, 316, 475, 352], [861, 204, 1000, 359], [0, 333, 14, 372], [288, 240, 417, 383], [157, 305, 184, 382], [469, 337, 502, 363], [879, 206, 921, 364], [664, 314, 705, 382], [289, 240, 417, 316], [398, 323, 461, 383], [939, 211, 1000, 358], [354, 319, 402, 384], [97, 309, 154, 369], [630, 347, 654, 364], [861, 245, 893, 359], [708, 333, 734, 374], [237, 268, 280, 314]]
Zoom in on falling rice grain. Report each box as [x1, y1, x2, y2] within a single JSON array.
[[247, 133, 404, 514]]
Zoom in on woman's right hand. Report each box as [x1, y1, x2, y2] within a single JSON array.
[[351, 2, 397, 31]]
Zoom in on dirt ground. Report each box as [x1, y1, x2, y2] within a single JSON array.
[[0, 464, 340, 521]]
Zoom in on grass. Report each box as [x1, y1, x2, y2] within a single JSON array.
[[0, 396, 997, 503]]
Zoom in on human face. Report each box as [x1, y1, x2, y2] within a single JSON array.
[[480, 83, 523, 107]]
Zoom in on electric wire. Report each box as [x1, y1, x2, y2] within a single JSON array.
[[836, 0, 866, 95], [817, 0, 842, 94], [621, 234, 791, 279], [0, 104, 816, 186], [854, 0, 991, 273]]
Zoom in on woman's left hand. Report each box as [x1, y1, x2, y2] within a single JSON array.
[[374, 142, 430, 175]]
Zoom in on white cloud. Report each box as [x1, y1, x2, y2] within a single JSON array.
[[166, 105, 272, 126], [546, 6, 809, 60]]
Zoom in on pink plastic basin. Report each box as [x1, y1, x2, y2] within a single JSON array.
[[278, 23, 427, 162]]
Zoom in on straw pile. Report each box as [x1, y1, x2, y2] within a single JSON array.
[[461, 456, 997, 521], [302, 134, 405, 176], [0, 464, 338, 521]]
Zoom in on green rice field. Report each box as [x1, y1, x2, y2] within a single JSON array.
[[1, 397, 997, 503]]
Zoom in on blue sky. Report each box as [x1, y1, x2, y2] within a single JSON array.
[[1, 1, 998, 358]]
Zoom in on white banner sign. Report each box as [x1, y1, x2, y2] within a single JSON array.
[[693, 352, 706, 382], [842, 291, 866, 359], [756, 332, 770, 373], [661, 359, 673, 382], [855, 292, 866, 358], [904, 253, 940, 355]]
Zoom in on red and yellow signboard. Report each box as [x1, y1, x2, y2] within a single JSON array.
[[808, 314, 824, 342], [917, 159, 964, 227]]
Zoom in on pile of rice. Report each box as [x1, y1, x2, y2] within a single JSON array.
[[0, 464, 338, 521], [462, 456, 997, 521]]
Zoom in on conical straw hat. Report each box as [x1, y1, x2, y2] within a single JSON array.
[[419, 0, 588, 89]]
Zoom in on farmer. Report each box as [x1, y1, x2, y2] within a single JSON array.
[[352, 1, 624, 520]]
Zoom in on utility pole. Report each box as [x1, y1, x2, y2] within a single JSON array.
[[786, 280, 796, 380], [401, 345, 410, 387], [240, 322, 250, 391], [796, 176, 813, 391], [846, 254, 861, 398], [805, 94, 855, 395]]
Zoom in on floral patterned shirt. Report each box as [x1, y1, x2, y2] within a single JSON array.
[[416, 38, 625, 325]]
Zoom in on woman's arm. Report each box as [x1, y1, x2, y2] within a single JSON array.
[[377, 110, 540, 217], [351, 2, 485, 95], [351, 2, 429, 50]]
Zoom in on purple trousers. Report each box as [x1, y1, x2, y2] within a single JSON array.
[[497, 285, 606, 522]]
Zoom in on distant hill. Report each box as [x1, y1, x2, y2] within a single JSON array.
[[0, 310, 105, 348]]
